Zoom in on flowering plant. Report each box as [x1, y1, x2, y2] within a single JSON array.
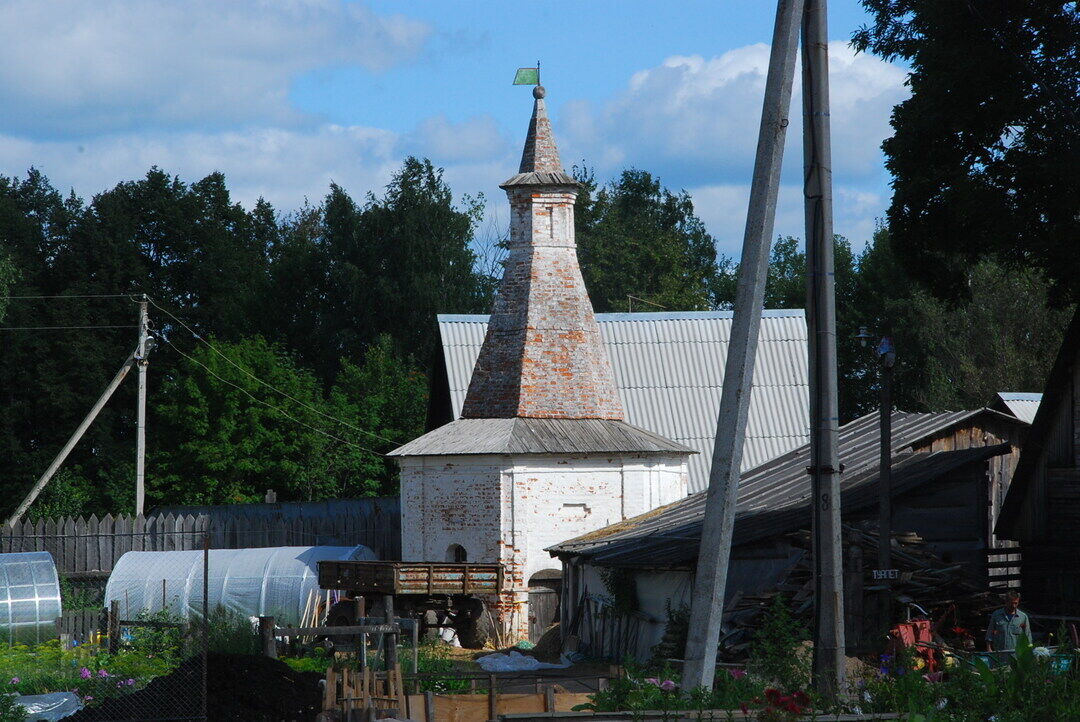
[[741, 687, 811, 722]]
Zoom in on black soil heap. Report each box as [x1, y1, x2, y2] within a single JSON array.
[[68, 653, 322, 721]]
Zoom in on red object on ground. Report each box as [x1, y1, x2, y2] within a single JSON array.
[[890, 619, 938, 673]]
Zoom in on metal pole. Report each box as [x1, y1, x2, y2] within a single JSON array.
[[682, 0, 804, 690], [6, 350, 138, 526], [135, 296, 149, 516], [878, 346, 894, 629], [803, 0, 846, 697]]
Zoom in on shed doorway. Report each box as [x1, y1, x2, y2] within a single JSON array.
[[528, 569, 561, 643]]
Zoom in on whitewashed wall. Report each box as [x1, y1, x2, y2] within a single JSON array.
[[398, 453, 688, 638]]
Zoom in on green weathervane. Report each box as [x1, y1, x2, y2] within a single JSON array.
[[513, 62, 540, 86]]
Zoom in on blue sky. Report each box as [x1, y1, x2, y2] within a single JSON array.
[[0, 0, 907, 256]]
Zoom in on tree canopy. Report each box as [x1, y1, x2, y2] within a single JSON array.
[[574, 167, 720, 312], [853, 1, 1080, 302]]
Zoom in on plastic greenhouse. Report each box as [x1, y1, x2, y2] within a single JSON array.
[[0, 551, 62, 644], [105, 545, 375, 625]]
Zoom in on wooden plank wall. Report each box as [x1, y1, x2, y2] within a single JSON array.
[[0, 504, 401, 575]]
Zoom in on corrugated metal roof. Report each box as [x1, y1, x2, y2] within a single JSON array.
[[388, 417, 694, 456], [995, 392, 1043, 425], [437, 310, 809, 492], [547, 409, 1014, 567]]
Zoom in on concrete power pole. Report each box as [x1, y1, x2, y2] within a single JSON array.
[[681, 0, 804, 690], [135, 295, 149, 516], [802, 0, 846, 698]]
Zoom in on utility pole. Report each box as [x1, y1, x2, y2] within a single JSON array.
[[803, 0, 846, 698], [135, 295, 149, 516], [682, 0, 804, 690], [877, 336, 895, 628]]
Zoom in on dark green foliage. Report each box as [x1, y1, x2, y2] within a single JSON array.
[[852, 1, 1080, 303], [716, 230, 1069, 420], [0, 159, 472, 515], [749, 596, 810, 693], [574, 167, 720, 312]]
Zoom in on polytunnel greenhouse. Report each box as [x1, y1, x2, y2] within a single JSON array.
[[105, 545, 375, 625], [0, 551, 62, 644]]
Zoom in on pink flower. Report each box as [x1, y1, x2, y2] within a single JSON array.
[[79, 668, 92, 679], [922, 671, 944, 683], [125, 678, 135, 686], [660, 680, 677, 692], [8, 677, 19, 685], [97, 669, 109, 678], [644, 678, 660, 686], [83, 695, 93, 702], [728, 668, 747, 679]]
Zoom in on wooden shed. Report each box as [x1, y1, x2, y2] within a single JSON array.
[[997, 309, 1080, 614], [549, 408, 1029, 659]]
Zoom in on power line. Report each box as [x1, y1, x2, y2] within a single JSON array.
[[144, 295, 398, 446], [1, 294, 135, 300], [0, 325, 138, 331], [156, 334, 386, 456]]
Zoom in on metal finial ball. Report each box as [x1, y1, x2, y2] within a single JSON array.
[[533, 85, 546, 99]]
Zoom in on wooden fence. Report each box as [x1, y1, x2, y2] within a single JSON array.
[[0, 501, 401, 576]]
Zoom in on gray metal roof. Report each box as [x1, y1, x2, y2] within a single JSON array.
[[389, 417, 693, 457], [548, 409, 1014, 567], [437, 310, 809, 492], [994, 392, 1043, 425]]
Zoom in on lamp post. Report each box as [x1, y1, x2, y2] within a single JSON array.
[[857, 327, 896, 629]]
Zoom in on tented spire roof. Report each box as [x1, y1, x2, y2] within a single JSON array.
[[501, 86, 577, 188]]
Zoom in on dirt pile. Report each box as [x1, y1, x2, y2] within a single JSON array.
[[68, 652, 322, 721]]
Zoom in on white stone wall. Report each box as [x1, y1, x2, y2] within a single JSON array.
[[398, 452, 689, 639]]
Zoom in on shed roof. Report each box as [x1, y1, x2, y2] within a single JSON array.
[[437, 310, 808, 492], [993, 392, 1043, 425], [548, 409, 1015, 568]]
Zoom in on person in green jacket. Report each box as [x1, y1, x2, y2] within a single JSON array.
[[985, 591, 1031, 652]]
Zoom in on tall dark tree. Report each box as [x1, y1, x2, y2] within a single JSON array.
[[574, 167, 720, 312], [853, 2, 1080, 302], [356, 157, 488, 360]]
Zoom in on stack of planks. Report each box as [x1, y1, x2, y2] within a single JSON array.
[[717, 523, 1001, 659], [324, 664, 407, 720]]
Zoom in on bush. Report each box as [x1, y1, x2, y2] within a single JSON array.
[[748, 596, 810, 693], [0, 693, 26, 722]]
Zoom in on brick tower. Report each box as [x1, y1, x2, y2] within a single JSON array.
[[391, 86, 692, 642], [461, 85, 624, 421]]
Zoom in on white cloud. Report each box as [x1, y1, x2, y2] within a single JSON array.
[[401, 115, 511, 164], [689, 181, 885, 256], [0, 0, 430, 137], [558, 42, 905, 252], [559, 42, 907, 186]]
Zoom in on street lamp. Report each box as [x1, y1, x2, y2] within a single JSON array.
[[857, 326, 896, 630]]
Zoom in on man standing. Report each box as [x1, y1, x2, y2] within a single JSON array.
[[985, 591, 1031, 652]]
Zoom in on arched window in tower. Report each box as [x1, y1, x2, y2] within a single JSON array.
[[446, 544, 467, 563]]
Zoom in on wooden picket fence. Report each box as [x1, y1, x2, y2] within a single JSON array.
[[0, 503, 400, 576]]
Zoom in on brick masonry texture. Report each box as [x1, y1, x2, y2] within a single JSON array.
[[461, 95, 624, 420]]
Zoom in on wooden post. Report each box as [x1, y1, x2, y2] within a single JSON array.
[[487, 674, 497, 722], [384, 594, 398, 670], [324, 666, 338, 713], [424, 691, 435, 722], [412, 619, 420, 674], [544, 686, 555, 712], [259, 616, 277, 659], [107, 599, 120, 654]]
